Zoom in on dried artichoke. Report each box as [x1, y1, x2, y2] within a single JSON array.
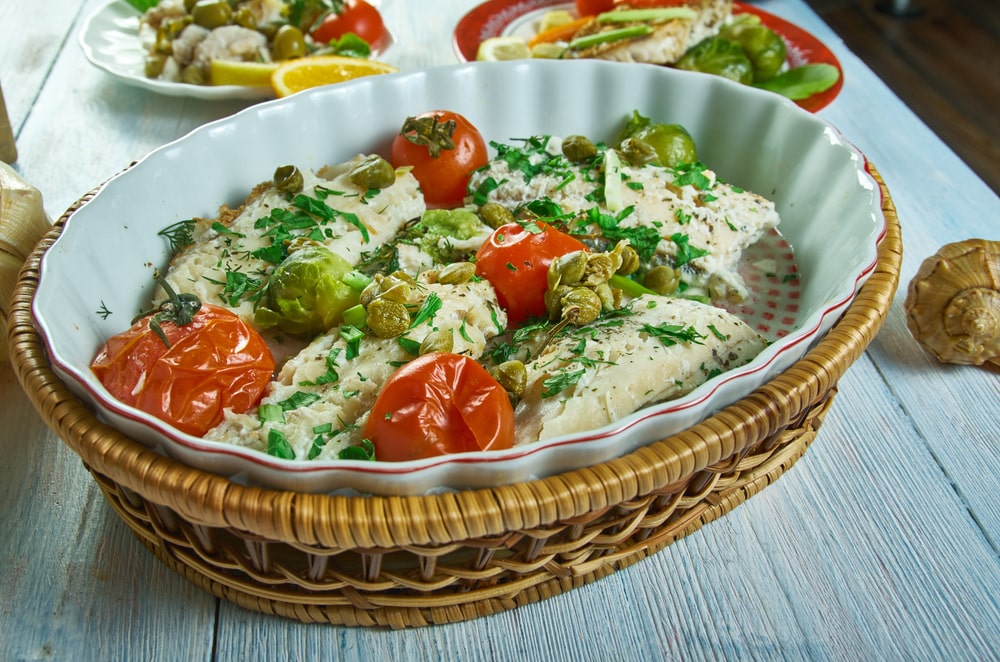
[[904, 238, 999, 367], [1, 163, 52, 361]]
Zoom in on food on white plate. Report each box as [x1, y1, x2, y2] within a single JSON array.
[[92, 109, 781, 463], [480, 0, 839, 102], [131, 0, 388, 86]]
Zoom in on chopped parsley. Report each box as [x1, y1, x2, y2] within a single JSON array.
[[640, 323, 706, 347]]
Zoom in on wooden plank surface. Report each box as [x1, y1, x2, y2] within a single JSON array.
[[0, 0, 997, 660]]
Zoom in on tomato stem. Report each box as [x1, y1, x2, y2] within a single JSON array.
[[132, 272, 203, 348], [399, 115, 456, 158]]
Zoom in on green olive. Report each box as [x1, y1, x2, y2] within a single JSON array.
[[366, 298, 410, 338], [349, 155, 396, 190], [191, 0, 233, 29], [561, 135, 598, 163], [272, 25, 307, 61], [478, 201, 514, 229], [184, 0, 198, 12], [273, 165, 304, 196], [144, 54, 167, 79]]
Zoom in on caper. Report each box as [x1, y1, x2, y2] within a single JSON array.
[[349, 155, 396, 190], [180, 63, 207, 85], [594, 281, 620, 311], [545, 284, 572, 320], [618, 137, 658, 166], [419, 329, 454, 355], [144, 54, 167, 79], [435, 261, 476, 285], [273, 165, 304, 196], [272, 25, 306, 61], [615, 243, 641, 276], [366, 298, 410, 338], [562, 135, 598, 163], [581, 252, 616, 286], [643, 265, 681, 295], [478, 201, 514, 229], [491, 360, 527, 396], [191, 0, 232, 29], [361, 273, 412, 306], [548, 251, 588, 289], [560, 287, 602, 325]]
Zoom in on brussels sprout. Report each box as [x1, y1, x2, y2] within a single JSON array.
[[676, 37, 754, 86], [255, 244, 361, 338], [616, 110, 698, 168], [720, 17, 787, 82]]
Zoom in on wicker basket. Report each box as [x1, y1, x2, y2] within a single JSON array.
[[8, 169, 901, 629]]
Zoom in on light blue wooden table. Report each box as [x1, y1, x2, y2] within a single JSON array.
[[1, 1, 997, 659]]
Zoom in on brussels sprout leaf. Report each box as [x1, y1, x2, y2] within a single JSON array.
[[123, 0, 159, 11], [755, 64, 840, 100]]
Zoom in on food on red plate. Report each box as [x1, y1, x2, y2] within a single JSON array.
[[390, 111, 489, 208], [91, 277, 274, 436]]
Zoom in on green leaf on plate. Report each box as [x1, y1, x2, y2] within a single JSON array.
[[755, 63, 840, 100], [122, 0, 160, 11]]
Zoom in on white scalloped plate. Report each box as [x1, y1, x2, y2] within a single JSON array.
[[79, 0, 394, 100], [34, 60, 884, 495]]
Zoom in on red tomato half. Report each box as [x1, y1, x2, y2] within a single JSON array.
[[390, 110, 488, 208], [363, 352, 515, 462], [311, 0, 387, 46], [91, 303, 275, 437], [475, 221, 588, 327]]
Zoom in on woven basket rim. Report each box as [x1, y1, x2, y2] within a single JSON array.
[[7, 167, 902, 548]]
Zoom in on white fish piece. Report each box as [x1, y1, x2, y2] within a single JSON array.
[[468, 142, 780, 304], [204, 275, 507, 460], [567, 0, 733, 65], [161, 156, 424, 322], [513, 294, 768, 445]]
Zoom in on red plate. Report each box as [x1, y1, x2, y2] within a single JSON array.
[[453, 0, 843, 112]]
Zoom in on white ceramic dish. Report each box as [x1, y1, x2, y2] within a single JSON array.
[[79, 0, 394, 101], [33, 60, 884, 495]]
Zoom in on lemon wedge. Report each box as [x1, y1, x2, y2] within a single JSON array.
[[270, 56, 398, 97], [476, 36, 532, 62], [209, 60, 279, 87]]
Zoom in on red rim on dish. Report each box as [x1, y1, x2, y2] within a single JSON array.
[[452, 0, 844, 112]]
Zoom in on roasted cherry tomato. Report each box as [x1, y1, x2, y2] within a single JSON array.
[[390, 110, 488, 208], [574, 0, 614, 14], [363, 352, 515, 462], [475, 221, 588, 327], [311, 0, 387, 46], [91, 280, 274, 437]]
